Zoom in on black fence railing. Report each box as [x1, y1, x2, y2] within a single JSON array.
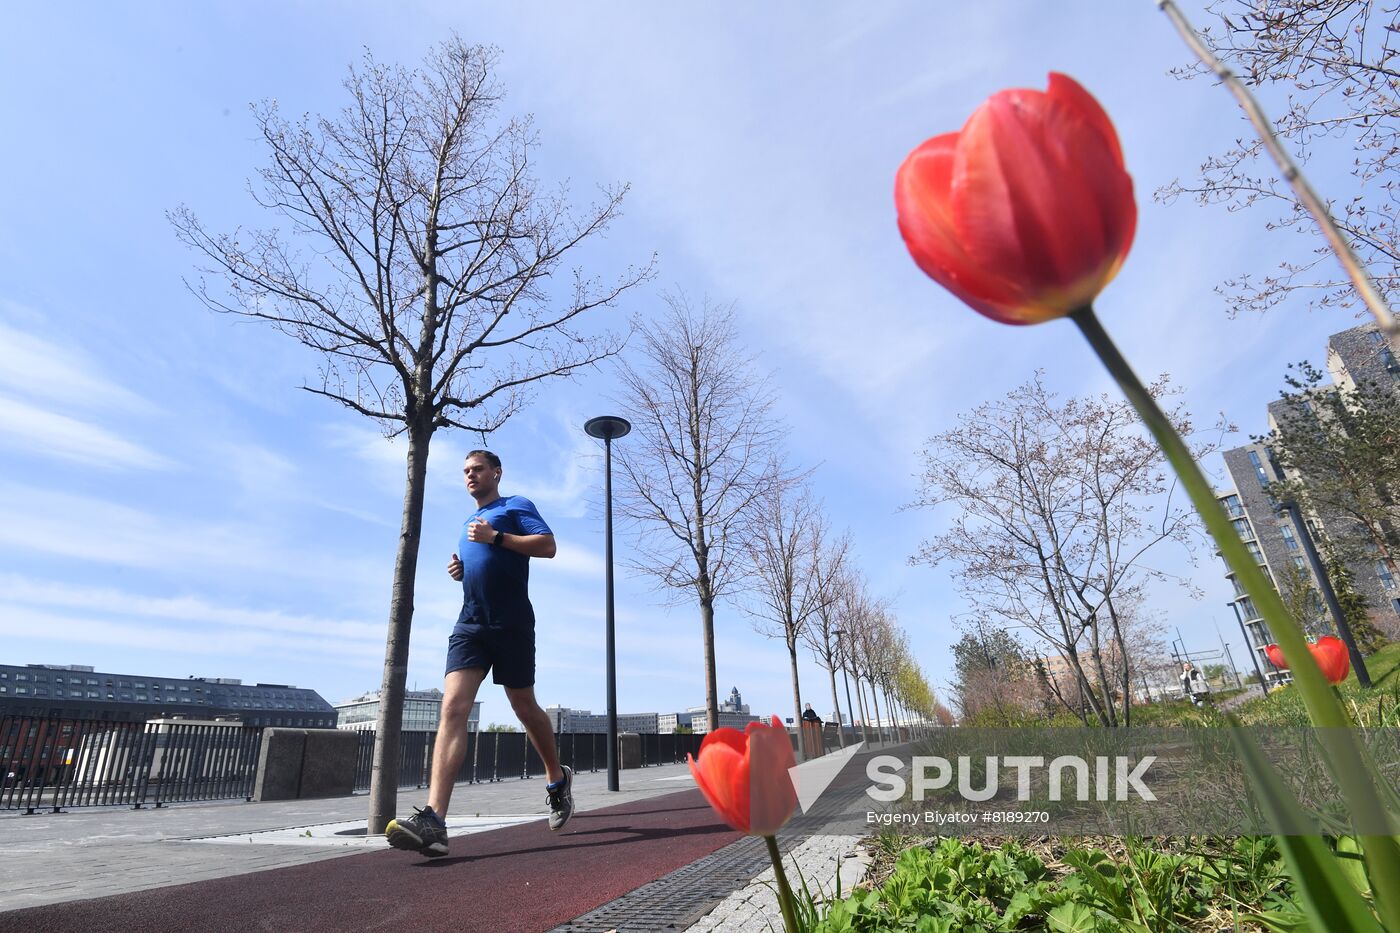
[[350, 729, 705, 793], [2, 714, 709, 812], [1, 715, 263, 814]]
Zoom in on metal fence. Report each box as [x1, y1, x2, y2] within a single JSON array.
[[2, 715, 263, 814], [351, 729, 706, 792], [2, 714, 708, 813]]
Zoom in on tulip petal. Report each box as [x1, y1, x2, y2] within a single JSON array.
[[1046, 72, 1125, 169], [1309, 635, 1350, 685], [689, 743, 749, 833], [746, 719, 799, 836], [895, 133, 1029, 323], [952, 78, 1135, 318]]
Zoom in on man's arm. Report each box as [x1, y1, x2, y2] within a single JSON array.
[[466, 517, 556, 558], [498, 532, 556, 559]]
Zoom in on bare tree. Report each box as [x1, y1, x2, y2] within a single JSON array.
[[1158, 1, 1400, 320], [847, 593, 894, 742], [747, 487, 838, 746], [612, 295, 790, 730], [911, 375, 1215, 726], [171, 39, 651, 832], [800, 536, 853, 745]]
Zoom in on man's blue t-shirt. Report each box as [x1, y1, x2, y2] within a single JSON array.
[[455, 495, 552, 628]]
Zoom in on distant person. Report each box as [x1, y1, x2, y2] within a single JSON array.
[[386, 450, 572, 858], [1180, 662, 1210, 707], [801, 703, 822, 725]]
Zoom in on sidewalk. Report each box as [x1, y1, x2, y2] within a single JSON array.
[[0, 760, 871, 932]]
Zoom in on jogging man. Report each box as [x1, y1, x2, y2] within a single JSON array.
[[386, 449, 574, 857]]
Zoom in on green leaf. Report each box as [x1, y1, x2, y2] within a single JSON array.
[[1046, 902, 1100, 933], [1228, 728, 1384, 933], [1252, 910, 1314, 932]]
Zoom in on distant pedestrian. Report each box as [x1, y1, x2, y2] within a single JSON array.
[[1180, 662, 1210, 707], [386, 450, 573, 858], [801, 703, 822, 725]]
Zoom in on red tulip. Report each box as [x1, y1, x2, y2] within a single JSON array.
[[1310, 635, 1350, 685], [1263, 638, 1350, 684], [895, 73, 1136, 325], [687, 715, 798, 837]]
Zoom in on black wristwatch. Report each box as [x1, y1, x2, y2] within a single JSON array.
[[493, 529, 503, 546]]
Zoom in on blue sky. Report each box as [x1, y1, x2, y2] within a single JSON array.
[[0, 3, 1366, 724]]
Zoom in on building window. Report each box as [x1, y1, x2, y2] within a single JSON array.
[[1232, 517, 1253, 541], [1370, 331, 1400, 374], [1379, 561, 1397, 590], [1280, 525, 1299, 551], [1291, 555, 1307, 569], [1248, 450, 1270, 488], [1246, 541, 1265, 564], [1392, 597, 1400, 616]]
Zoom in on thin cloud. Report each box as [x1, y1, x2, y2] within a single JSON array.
[[0, 316, 159, 415], [0, 395, 178, 471], [0, 575, 385, 643]]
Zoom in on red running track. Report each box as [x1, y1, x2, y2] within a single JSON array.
[[1, 789, 740, 933]]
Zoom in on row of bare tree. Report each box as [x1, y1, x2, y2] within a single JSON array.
[[610, 297, 940, 744]]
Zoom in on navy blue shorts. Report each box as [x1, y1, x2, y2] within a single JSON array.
[[446, 621, 535, 688]]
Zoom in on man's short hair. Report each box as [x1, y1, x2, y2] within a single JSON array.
[[466, 449, 502, 469]]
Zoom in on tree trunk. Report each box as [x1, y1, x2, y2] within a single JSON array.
[[1088, 639, 1118, 727], [788, 637, 804, 759], [700, 597, 718, 732], [1106, 597, 1132, 728], [828, 665, 845, 749], [866, 673, 884, 743], [368, 421, 433, 834], [853, 674, 871, 745]]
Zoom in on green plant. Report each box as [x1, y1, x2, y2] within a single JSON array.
[[812, 836, 1308, 932]]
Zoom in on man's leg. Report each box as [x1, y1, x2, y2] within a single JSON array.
[[428, 666, 488, 818], [505, 685, 562, 783]]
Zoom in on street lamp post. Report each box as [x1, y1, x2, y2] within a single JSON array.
[[833, 629, 863, 746], [1278, 498, 1372, 688], [585, 414, 632, 792]]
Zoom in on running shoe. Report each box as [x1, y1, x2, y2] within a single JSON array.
[[385, 806, 448, 857]]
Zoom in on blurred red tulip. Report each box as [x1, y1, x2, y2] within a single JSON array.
[[687, 715, 798, 837], [1310, 635, 1350, 685], [895, 73, 1136, 325], [1263, 638, 1350, 684]]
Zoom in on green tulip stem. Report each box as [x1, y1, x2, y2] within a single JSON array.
[[764, 834, 800, 933], [1070, 305, 1400, 925]]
